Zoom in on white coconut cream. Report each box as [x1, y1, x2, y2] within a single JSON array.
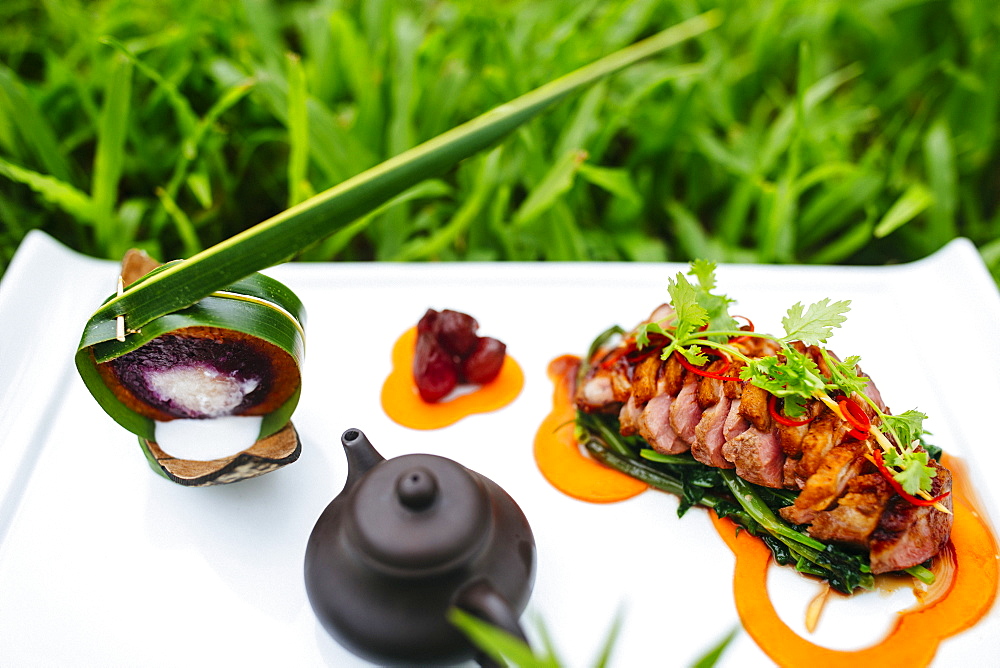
[[154, 415, 264, 461]]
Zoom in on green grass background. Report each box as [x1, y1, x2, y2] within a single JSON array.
[[1, 0, 998, 278]]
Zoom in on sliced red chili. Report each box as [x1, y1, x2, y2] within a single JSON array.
[[598, 345, 628, 370], [729, 315, 755, 344], [872, 448, 951, 507], [767, 394, 812, 427], [599, 333, 671, 369], [837, 397, 871, 435], [675, 350, 743, 382]]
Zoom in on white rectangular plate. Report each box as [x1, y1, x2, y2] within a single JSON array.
[[1, 231, 997, 666]]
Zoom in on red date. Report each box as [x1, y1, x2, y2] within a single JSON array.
[[412, 309, 506, 402], [413, 331, 458, 402], [459, 337, 506, 385], [436, 309, 479, 357]]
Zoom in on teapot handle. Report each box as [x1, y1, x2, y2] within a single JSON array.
[[454, 578, 529, 667]]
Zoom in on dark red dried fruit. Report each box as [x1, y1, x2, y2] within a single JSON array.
[[436, 309, 480, 357], [416, 309, 439, 335], [413, 332, 458, 402], [459, 336, 506, 385]]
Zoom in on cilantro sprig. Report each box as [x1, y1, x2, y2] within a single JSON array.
[[631, 261, 941, 501]]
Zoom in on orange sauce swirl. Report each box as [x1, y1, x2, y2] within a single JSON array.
[[534, 355, 999, 666], [533, 355, 647, 502], [381, 327, 524, 429]]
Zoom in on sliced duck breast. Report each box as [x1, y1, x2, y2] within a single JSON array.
[[631, 355, 662, 404], [804, 473, 894, 547], [692, 395, 735, 468], [723, 397, 750, 442], [669, 378, 702, 444], [869, 459, 954, 574], [796, 409, 849, 479], [722, 426, 785, 488], [738, 383, 772, 432], [780, 440, 867, 524], [639, 394, 687, 455], [618, 395, 643, 436]]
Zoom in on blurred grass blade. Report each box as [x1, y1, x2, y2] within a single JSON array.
[[100, 36, 198, 139], [922, 118, 957, 244], [85, 11, 722, 339], [92, 52, 133, 249], [448, 608, 559, 668], [810, 215, 874, 264], [691, 627, 738, 668], [0, 156, 98, 224], [873, 183, 933, 238], [395, 149, 500, 260], [286, 52, 311, 207], [591, 609, 624, 668], [513, 148, 588, 228], [0, 65, 77, 184], [666, 198, 713, 260], [154, 187, 202, 257]]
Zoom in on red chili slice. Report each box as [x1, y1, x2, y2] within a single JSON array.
[[767, 394, 811, 427], [598, 346, 627, 370], [729, 315, 755, 344], [675, 351, 743, 382], [872, 448, 951, 507], [838, 397, 871, 435]]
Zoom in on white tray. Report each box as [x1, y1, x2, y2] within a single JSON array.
[[1, 231, 997, 667]]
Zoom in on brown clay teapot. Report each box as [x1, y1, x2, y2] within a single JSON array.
[[304, 429, 536, 666]]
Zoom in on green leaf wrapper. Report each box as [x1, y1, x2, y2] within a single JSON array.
[[75, 269, 306, 485]]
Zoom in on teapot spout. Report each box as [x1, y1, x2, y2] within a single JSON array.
[[341, 428, 385, 489]]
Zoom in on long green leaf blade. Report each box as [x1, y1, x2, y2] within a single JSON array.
[[85, 11, 722, 338]]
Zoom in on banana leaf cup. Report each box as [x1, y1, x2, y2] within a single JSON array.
[[76, 252, 306, 486]]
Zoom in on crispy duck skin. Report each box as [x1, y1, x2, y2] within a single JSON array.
[[575, 305, 954, 573]]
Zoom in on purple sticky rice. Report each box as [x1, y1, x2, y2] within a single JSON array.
[[110, 334, 273, 419]]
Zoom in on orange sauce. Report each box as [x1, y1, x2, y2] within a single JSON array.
[[533, 356, 648, 502], [381, 327, 524, 429], [535, 355, 1000, 666]]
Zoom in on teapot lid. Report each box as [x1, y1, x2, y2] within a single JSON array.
[[347, 453, 491, 576]]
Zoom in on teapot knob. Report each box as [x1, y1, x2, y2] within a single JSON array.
[[396, 467, 437, 510]]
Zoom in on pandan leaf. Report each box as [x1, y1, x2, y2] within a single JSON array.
[[75, 13, 719, 484], [80, 12, 721, 340]]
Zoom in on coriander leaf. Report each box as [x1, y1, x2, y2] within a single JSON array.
[[635, 321, 670, 349], [781, 299, 851, 345], [881, 409, 928, 449], [688, 260, 738, 337], [781, 394, 809, 419], [823, 352, 869, 396], [893, 450, 936, 496], [688, 259, 718, 292], [883, 447, 905, 469], [740, 348, 826, 401], [676, 344, 709, 366], [666, 272, 709, 342]]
